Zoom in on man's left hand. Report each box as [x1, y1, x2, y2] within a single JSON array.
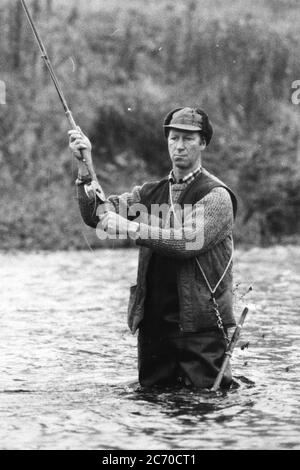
[[99, 211, 139, 238]]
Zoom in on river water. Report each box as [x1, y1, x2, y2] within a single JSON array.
[[0, 246, 299, 450]]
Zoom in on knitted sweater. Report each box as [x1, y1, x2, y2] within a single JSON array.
[[77, 168, 233, 255]]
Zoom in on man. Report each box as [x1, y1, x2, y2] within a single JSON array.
[[69, 107, 237, 389]]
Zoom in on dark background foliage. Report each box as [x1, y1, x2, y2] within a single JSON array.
[[0, 0, 299, 249]]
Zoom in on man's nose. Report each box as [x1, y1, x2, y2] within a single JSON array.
[[176, 138, 185, 150]]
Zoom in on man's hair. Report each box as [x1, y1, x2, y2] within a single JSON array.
[[163, 107, 213, 146]]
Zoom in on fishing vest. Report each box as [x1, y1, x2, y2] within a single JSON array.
[[127, 169, 237, 334]]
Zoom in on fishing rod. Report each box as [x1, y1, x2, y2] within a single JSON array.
[[211, 307, 249, 392], [20, 0, 106, 202]]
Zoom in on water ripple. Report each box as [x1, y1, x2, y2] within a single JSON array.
[[0, 247, 299, 449]]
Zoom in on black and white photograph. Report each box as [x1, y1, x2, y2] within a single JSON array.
[[0, 0, 299, 453]]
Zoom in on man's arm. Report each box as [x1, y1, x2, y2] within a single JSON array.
[[135, 187, 234, 258], [69, 127, 144, 228], [76, 181, 143, 228]]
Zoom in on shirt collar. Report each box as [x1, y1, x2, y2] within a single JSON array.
[[168, 166, 202, 185]]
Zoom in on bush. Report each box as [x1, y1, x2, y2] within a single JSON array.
[[0, 0, 300, 249]]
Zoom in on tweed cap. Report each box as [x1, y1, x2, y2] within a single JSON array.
[[163, 107, 213, 145]]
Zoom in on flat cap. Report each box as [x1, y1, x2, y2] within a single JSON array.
[[163, 107, 213, 145]]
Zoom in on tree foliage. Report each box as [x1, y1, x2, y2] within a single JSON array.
[[0, 0, 300, 249]]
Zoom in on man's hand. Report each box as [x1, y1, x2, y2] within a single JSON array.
[[68, 126, 92, 165], [99, 211, 139, 238]]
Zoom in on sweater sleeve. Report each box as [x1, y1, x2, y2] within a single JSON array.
[[76, 182, 143, 228], [136, 187, 234, 259]]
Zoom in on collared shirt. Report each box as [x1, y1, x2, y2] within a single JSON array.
[[168, 166, 202, 185]]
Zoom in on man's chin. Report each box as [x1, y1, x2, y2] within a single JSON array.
[[174, 161, 188, 169]]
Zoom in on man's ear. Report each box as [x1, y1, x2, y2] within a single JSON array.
[[199, 135, 206, 150]]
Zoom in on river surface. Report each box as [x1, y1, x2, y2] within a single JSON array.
[[0, 246, 299, 450]]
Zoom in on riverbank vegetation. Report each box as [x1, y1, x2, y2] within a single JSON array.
[[0, 0, 300, 250]]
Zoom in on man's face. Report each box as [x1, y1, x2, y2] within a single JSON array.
[[168, 129, 205, 173]]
